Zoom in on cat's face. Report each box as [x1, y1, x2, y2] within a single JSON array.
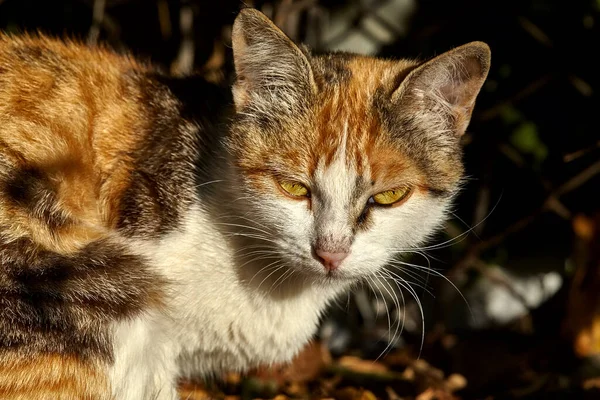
[[226, 9, 490, 284]]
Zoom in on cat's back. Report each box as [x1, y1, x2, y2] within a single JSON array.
[[0, 33, 143, 80], [0, 33, 148, 146], [0, 34, 199, 250], [0, 35, 201, 398], [0, 35, 141, 241]]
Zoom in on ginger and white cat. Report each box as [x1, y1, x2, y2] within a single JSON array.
[[0, 8, 490, 400]]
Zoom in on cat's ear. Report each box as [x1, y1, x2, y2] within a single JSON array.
[[392, 42, 491, 136], [231, 8, 315, 112]]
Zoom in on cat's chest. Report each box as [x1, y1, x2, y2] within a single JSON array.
[[171, 282, 327, 375], [140, 207, 337, 374]]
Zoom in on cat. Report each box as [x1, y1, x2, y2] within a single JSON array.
[[0, 7, 490, 400]]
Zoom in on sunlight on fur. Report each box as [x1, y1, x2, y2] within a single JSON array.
[[0, 8, 490, 399]]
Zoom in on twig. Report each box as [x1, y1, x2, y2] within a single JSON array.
[[478, 73, 554, 122], [171, 2, 195, 76], [156, 0, 172, 41], [354, 289, 376, 330], [554, 159, 600, 197], [472, 183, 491, 236], [499, 143, 526, 168], [518, 16, 553, 47], [450, 159, 600, 275], [273, 0, 317, 41], [305, 6, 327, 50], [88, 0, 106, 45], [564, 140, 600, 163], [497, 143, 571, 218], [544, 196, 572, 220], [568, 74, 594, 97]]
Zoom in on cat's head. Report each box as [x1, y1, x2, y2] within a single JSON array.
[[225, 9, 490, 285]]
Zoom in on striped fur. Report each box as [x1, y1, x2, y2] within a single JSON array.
[[0, 8, 490, 399]]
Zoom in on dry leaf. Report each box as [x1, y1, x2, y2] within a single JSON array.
[[251, 341, 330, 385], [583, 377, 600, 389], [335, 387, 377, 400], [385, 386, 403, 400], [445, 374, 467, 392], [360, 390, 378, 400], [338, 356, 389, 374], [416, 388, 457, 400], [178, 383, 215, 400], [573, 214, 595, 241]]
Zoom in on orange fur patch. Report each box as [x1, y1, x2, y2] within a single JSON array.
[[312, 57, 424, 188], [0, 353, 109, 399], [233, 55, 429, 196], [0, 35, 150, 253]]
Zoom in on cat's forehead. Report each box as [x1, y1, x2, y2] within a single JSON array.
[[307, 56, 422, 186], [233, 54, 441, 194], [311, 54, 417, 92]]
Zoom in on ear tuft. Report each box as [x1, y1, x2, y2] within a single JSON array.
[[394, 41, 491, 136], [231, 8, 315, 113]]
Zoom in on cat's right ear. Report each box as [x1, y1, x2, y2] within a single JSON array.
[[231, 8, 316, 112]]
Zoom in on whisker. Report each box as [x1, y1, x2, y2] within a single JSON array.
[[238, 254, 280, 269], [388, 194, 503, 253], [270, 267, 294, 294], [385, 263, 432, 288], [248, 260, 283, 286], [411, 251, 435, 297], [362, 277, 381, 321], [450, 211, 482, 241], [385, 268, 434, 297], [213, 222, 273, 236], [381, 269, 425, 358], [233, 244, 277, 254], [227, 232, 280, 246], [369, 274, 393, 345], [194, 179, 224, 188], [388, 260, 472, 318], [215, 214, 273, 231], [236, 250, 280, 259], [256, 263, 288, 292], [413, 250, 441, 265], [372, 272, 403, 361]]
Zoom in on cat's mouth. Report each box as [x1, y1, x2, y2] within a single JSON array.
[[297, 262, 363, 282], [323, 270, 357, 282]]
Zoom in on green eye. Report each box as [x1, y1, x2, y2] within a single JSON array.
[[279, 181, 309, 197], [372, 187, 411, 205]]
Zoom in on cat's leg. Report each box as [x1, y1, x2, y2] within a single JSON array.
[[108, 313, 179, 400]]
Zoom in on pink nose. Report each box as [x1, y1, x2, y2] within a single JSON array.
[[315, 249, 349, 271]]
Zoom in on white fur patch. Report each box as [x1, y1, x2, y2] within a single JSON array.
[[108, 205, 346, 396], [107, 127, 453, 398]]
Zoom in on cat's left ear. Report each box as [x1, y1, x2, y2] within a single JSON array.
[[231, 8, 316, 112], [392, 42, 491, 136]]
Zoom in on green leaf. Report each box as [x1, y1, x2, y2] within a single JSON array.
[[510, 121, 548, 164], [500, 105, 523, 125]]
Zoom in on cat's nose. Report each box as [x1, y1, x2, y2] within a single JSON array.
[[315, 249, 349, 271]]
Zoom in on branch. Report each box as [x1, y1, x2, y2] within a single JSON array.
[[88, 0, 106, 45], [450, 159, 600, 276]]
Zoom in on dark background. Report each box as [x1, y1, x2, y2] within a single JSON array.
[[2, 1, 599, 399]]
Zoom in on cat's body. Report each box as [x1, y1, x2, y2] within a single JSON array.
[[0, 9, 490, 400]]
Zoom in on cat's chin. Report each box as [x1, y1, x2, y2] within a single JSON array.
[[295, 265, 368, 284]]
